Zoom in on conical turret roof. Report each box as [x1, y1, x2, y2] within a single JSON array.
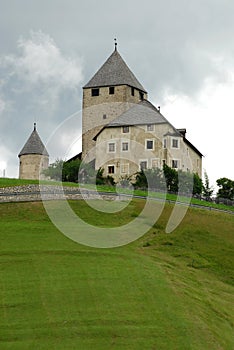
[[84, 48, 147, 93], [18, 124, 49, 157]]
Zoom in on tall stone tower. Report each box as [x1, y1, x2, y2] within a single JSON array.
[[82, 44, 147, 160], [18, 123, 49, 180]]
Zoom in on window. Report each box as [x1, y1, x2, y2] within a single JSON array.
[[108, 142, 115, 152], [162, 160, 166, 167], [172, 138, 179, 148], [131, 87, 135, 96], [103, 114, 107, 120], [91, 88, 99, 96], [122, 126, 129, 133], [109, 86, 115, 95], [163, 139, 167, 148], [108, 165, 115, 174], [122, 142, 129, 151], [121, 164, 129, 174], [147, 124, 154, 132], [139, 91, 144, 100], [151, 159, 159, 168], [140, 161, 147, 170], [146, 139, 154, 150], [172, 160, 179, 168]]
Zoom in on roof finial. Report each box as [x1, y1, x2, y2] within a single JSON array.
[[114, 38, 117, 51], [34, 122, 36, 131]]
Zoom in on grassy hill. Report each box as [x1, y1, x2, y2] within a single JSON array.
[[0, 198, 233, 349]]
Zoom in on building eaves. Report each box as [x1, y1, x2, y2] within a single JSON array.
[[183, 137, 203, 157]]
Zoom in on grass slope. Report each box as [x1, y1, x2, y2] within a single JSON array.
[[0, 200, 233, 349]]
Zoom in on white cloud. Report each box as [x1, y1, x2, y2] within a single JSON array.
[[4, 30, 83, 89]]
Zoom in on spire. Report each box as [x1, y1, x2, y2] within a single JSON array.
[[34, 122, 36, 131], [84, 48, 147, 92], [18, 125, 49, 157], [114, 38, 117, 51]]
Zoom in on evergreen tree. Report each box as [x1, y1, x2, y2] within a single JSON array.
[[202, 171, 213, 201]]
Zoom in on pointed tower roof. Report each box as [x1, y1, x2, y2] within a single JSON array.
[[84, 48, 147, 93], [18, 123, 49, 157]]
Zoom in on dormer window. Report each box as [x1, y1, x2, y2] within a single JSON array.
[[139, 91, 144, 100], [109, 86, 115, 95], [92, 88, 99, 96], [131, 87, 135, 96]]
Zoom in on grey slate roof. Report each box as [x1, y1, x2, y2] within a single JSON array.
[[93, 100, 203, 156], [18, 124, 49, 157], [107, 100, 167, 127], [84, 49, 147, 92]]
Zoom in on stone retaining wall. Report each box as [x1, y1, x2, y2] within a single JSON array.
[[0, 185, 120, 203]]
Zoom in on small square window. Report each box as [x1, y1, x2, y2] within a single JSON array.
[[91, 88, 99, 96], [172, 160, 178, 168], [131, 87, 135, 96], [172, 139, 179, 148], [140, 161, 147, 170], [152, 159, 159, 168], [147, 124, 154, 131], [146, 140, 154, 150], [108, 143, 115, 152], [122, 126, 129, 133], [121, 164, 129, 174], [122, 142, 129, 151], [109, 86, 115, 95], [103, 114, 107, 119], [108, 165, 115, 174]]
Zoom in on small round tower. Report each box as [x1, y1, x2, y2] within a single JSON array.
[[18, 123, 49, 180]]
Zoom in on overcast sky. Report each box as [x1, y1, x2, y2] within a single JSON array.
[[0, 0, 233, 190]]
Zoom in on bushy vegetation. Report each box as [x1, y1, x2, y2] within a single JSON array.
[[43, 159, 115, 186], [134, 164, 203, 196], [41, 159, 234, 206]]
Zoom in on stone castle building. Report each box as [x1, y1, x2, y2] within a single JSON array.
[[18, 123, 49, 180], [82, 45, 202, 181]]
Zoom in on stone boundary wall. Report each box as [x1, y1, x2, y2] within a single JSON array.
[[0, 185, 233, 216], [0, 185, 121, 203]]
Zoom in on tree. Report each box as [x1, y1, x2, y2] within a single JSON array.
[[216, 177, 234, 200], [202, 171, 213, 201], [163, 164, 178, 193], [134, 168, 165, 191], [43, 159, 65, 181], [63, 160, 81, 182], [193, 173, 203, 196]]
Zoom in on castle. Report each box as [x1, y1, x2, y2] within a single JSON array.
[[82, 44, 202, 180], [19, 44, 202, 181]]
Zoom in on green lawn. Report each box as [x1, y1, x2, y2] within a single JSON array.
[[0, 178, 78, 188], [0, 199, 233, 349]]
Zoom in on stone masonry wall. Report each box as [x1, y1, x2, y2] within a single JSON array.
[[82, 85, 147, 159], [19, 154, 49, 180]]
